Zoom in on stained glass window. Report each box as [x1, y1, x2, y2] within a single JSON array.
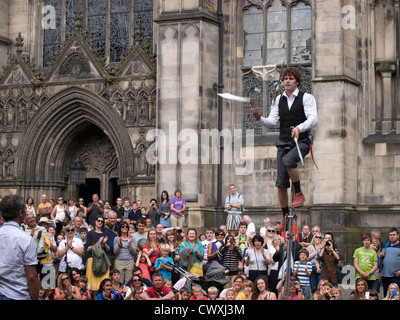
[[134, 0, 153, 52], [87, 0, 107, 58], [42, 0, 154, 67], [43, 0, 62, 66], [110, 0, 130, 62], [266, 1, 287, 65], [66, 0, 85, 33], [242, 0, 312, 136], [243, 6, 263, 67]]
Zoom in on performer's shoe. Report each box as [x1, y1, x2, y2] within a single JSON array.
[[275, 218, 286, 231], [291, 192, 305, 208]]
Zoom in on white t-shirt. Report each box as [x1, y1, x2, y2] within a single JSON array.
[[58, 237, 85, 271]]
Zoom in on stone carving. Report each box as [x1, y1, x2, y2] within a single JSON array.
[[0, 101, 4, 130], [112, 92, 125, 119], [138, 92, 148, 126], [126, 92, 137, 125], [5, 100, 15, 130], [0, 134, 16, 179], [17, 99, 27, 130], [12, 69, 22, 84], [73, 134, 118, 178], [60, 52, 91, 76], [133, 129, 154, 176]]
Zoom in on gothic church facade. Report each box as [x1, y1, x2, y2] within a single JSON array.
[[0, 0, 399, 262]]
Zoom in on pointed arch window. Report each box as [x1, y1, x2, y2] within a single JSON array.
[[242, 0, 312, 136], [42, 0, 153, 67]]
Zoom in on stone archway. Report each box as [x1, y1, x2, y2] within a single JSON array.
[[15, 86, 135, 201]]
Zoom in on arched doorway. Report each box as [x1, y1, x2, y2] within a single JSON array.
[[16, 86, 135, 202], [65, 124, 119, 204]]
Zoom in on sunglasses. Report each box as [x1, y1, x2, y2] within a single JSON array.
[[120, 225, 128, 229], [66, 229, 75, 232], [62, 277, 69, 281], [267, 230, 275, 233], [96, 219, 104, 223], [315, 236, 322, 239], [217, 234, 224, 236], [58, 199, 63, 201], [132, 279, 141, 282]]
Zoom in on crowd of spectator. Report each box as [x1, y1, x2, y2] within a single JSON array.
[[1, 191, 400, 301]]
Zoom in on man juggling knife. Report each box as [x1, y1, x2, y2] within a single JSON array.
[[250, 66, 318, 231]]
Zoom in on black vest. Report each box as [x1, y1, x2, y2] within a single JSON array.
[[278, 91, 309, 142]]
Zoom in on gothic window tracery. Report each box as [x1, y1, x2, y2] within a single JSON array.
[[242, 0, 312, 136], [42, 0, 154, 67]]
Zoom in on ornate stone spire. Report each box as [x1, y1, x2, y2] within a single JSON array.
[[134, 21, 143, 47], [74, 4, 83, 31], [15, 33, 24, 56]]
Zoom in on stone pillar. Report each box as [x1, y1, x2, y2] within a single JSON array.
[[375, 62, 396, 133], [312, 0, 359, 205], [155, 0, 219, 228]]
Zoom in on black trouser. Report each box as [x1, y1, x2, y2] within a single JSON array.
[[249, 269, 268, 283]]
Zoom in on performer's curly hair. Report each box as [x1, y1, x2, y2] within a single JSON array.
[[281, 67, 302, 86]]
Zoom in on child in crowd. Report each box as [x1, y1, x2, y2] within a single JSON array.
[[135, 250, 152, 281], [38, 286, 46, 300], [225, 288, 236, 301], [207, 286, 219, 300], [237, 280, 253, 300], [189, 284, 208, 300], [79, 276, 91, 300], [175, 287, 190, 300], [294, 248, 312, 300], [163, 278, 173, 291], [154, 244, 174, 280], [132, 287, 142, 300], [331, 287, 342, 300]]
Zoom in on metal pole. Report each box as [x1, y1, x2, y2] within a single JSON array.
[[214, 0, 224, 227], [284, 184, 296, 300]]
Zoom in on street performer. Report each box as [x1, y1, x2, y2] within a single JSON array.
[[250, 67, 318, 231]]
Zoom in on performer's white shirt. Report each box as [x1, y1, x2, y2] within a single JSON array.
[[257, 88, 318, 133]]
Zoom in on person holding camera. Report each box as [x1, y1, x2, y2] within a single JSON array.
[[277, 274, 304, 300], [220, 234, 243, 287], [146, 199, 160, 228], [318, 239, 340, 286]]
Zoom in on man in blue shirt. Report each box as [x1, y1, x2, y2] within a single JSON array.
[[380, 228, 400, 297], [0, 194, 39, 300]]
